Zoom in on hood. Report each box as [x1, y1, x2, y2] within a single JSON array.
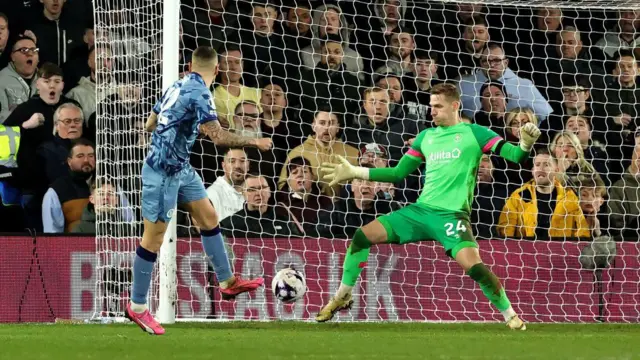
[[374, 0, 407, 28], [310, 4, 351, 50], [77, 76, 95, 88], [0, 62, 38, 82], [80, 203, 97, 222]]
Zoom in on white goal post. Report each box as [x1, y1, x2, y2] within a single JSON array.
[[93, 0, 640, 324]]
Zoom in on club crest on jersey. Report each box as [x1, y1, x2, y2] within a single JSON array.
[[455, 134, 461, 142]]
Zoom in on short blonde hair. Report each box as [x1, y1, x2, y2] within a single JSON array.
[[505, 107, 537, 128]]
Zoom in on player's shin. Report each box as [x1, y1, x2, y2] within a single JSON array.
[[130, 246, 157, 312], [466, 263, 516, 321], [338, 228, 372, 298], [200, 226, 234, 288]]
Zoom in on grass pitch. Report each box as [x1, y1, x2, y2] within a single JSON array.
[[1, 322, 639, 360]]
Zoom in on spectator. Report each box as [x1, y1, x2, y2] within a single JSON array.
[[375, 72, 417, 124], [66, 45, 116, 119], [317, 166, 399, 238], [352, 0, 410, 76], [608, 143, 640, 239], [535, 27, 604, 102], [61, 26, 96, 92], [498, 150, 590, 239], [275, 156, 331, 237], [472, 154, 508, 239], [227, 0, 291, 88], [29, 0, 84, 66], [403, 50, 440, 124], [71, 179, 134, 234], [260, 79, 304, 151], [592, 50, 640, 171], [491, 107, 536, 188], [42, 138, 95, 233], [541, 76, 599, 144], [0, 12, 8, 69], [359, 143, 388, 168], [230, 100, 284, 190], [594, 10, 640, 60], [564, 115, 610, 184], [278, 111, 359, 197], [181, 0, 241, 53], [0, 34, 39, 122], [221, 173, 301, 238], [213, 45, 261, 128], [576, 177, 607, 238], [205, 148, 248, 221], [512, 8, 563, 77], [282, 0, 313, 52], [371, 29, 416, 76], [38, 103, 84, 184], [300, 34, 361, 123], [458, 43, 553, 121], [473, 81, 508, 129], [443, 15, 489, 80], [344, 87, 421, 163], [550, 131, 602, 189], [301, 4, 363, 77]]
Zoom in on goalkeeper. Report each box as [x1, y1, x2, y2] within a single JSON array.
[[316, 83, 540, 330]]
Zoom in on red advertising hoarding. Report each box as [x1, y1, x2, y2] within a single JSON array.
[[1, 236, 638, 323]]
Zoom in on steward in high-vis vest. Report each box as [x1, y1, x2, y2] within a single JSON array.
[[0, 125, 22, 206]]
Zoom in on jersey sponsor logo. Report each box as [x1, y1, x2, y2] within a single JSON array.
[[426, 148, 461, 164]]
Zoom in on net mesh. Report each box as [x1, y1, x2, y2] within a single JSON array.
[[94, 0, 640, 322]]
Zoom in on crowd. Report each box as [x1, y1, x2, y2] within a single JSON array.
[[0, 0, 638, 241]]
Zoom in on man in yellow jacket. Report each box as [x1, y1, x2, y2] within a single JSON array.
[[498, 151, 591, 239], [278, 111, 359, 197]]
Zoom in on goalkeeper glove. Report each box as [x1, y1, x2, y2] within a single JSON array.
[[519, 123, 541, 151], [321, 155, 369, 187]]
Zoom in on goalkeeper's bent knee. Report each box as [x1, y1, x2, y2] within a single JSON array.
[[466, 263, 502, 295], [349, 228, 372, 254]]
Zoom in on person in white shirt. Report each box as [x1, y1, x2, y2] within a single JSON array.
[[206, 148, 249, 221]]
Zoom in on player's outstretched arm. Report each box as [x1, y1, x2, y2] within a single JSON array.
[[322, 154, 422, 186], [200, 121, 272, 151], [497, 123, 541, 164]]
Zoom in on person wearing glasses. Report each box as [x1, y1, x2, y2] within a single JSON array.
[[38, 103, 86, 184], [3, 62, 81, 231], [0, 34, 40, 122], [458, 42, 553, 122]]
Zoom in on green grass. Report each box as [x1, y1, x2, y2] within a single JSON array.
[[1, 322, 639, 360]]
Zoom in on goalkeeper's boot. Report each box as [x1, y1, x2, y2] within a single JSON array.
[[506, 315, 526, 330], [125, 303, 165, 335], [315, 293, 354, 323], [220, 276, 265, 300]]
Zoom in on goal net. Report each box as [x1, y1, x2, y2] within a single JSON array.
[[93, 0, 640, 323]]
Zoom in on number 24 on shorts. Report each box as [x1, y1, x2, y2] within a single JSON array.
[[444, 221, 467, 237]]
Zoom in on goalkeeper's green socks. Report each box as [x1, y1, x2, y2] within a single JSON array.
[[336, 229, 372, 298], [467, 263, 517, 321]]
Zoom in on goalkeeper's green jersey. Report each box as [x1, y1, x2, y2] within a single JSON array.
[[406, 122, 502, 216]]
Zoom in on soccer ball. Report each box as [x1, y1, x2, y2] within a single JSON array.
[[271, 268, 306, 303]]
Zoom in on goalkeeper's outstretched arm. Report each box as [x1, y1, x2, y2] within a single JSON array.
[[495, 122, 541, 164], [322, 154, 423, 186], [200, 120, 272, 150]]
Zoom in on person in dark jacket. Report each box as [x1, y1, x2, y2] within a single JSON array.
[[37, 103, 85, 185], [275, 156, 332, 237], [29, 0, 85, 67], [221, 174, 302, 238], [299, 33, 361, 124], [317, 169, 400, 239], [226, 1, 292, 88], [3, 62, 79, 230], [472, 154, 508, 239], [42, 138, 95, 233], [344, 87, 421, 164]]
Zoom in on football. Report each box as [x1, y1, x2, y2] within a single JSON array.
[[271, 268, 306, 303]]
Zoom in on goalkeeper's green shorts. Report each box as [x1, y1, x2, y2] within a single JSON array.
[[377, 203, 477, 259]]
